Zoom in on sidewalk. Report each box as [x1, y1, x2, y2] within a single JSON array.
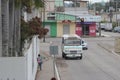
[[35, 57, 55, 80], [35, 41, 55, 80]]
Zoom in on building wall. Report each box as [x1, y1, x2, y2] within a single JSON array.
[[44, 22, 57, 37], [57, 22, 63, 37], [57, 22, 75, 37], [70, 22, 76, 34], [80, 1, 88, 8], [46, 0, 55, 12], [64, 1, 89, 16]]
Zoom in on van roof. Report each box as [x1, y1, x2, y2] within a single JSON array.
[[62, 34, 81, 39]]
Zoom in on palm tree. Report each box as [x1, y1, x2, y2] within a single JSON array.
[[0, 0, 2, 57], [1, 0, 9, 57], [9, 0, 15, 56], [0, 0, 45, 57], [15, 0, 45, 56]]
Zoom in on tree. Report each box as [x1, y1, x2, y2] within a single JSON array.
[[1, 0, 46, 57], [15, 0, 46, 56], [1, 0, 9, 56], [21, 17, 49, 49], [15, 0, 45, 13]]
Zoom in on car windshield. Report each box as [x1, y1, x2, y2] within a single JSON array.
[[64, 39, 81, 45]]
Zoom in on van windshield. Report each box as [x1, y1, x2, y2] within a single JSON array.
[[64, 39, 81, 45]]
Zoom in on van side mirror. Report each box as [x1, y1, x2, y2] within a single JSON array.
[[82, 41, 84, 44]]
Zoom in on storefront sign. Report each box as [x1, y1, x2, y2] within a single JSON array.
[[89, 24, 96, 36], [79, 16, 101, 22]]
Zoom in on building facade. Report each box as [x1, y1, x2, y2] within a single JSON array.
[[44, 0, 101, 37]]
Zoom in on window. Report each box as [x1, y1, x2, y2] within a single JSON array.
[[47, 17, 55, 20], [64, 1, 80, 7]]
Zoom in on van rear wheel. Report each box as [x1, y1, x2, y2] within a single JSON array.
[[79, 54, 82, 60], [62, 52, 65, 58]]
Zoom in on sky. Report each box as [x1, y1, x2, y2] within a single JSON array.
[[89, 0, 109, 3]]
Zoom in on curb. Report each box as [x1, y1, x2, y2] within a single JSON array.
[[98, 43, 120, 58], [112, 51, 120, 57], [55, 63, 61, 80], [97, 43, 112, 53]]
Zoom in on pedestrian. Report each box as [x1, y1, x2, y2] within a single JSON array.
[[37, 54, 43, 70], [51, 77, 56, 80]]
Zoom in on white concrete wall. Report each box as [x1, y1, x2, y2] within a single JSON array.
[[0, 57, 26, 80], [0, 36, 39, 80], [25, 36, 39, 80]]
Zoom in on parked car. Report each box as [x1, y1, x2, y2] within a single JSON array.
[[113, 26, 120, 33]]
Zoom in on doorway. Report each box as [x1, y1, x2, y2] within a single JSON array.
[[82, 24, 89, 35], [63, 24, 70, 34]]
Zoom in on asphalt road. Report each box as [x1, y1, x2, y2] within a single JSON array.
[[101, 30, 120, 38], [51, 37, 120, 80], [44, 32, 120, 80]]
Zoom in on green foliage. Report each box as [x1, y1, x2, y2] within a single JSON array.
[[101, 20, 108, 23], [89, 1, 120, 13], [34, 0, 45, 8], [15, 0, 21, 8], [15, 0, 45, 13], [21, 18, 31, 44], [89, 2, 105, 12], [112, 22, 117, 28]]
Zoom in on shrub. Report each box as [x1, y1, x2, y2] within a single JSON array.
[[21, 16, 49, 46]]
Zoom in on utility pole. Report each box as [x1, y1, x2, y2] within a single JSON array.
[[115, 1, 118, 26], [43, 0, 45, 42], [94, 3, 96, 15], [109, 0, 113, 23]]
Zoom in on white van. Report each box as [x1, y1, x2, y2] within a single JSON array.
[[62, 34, 83, 59]]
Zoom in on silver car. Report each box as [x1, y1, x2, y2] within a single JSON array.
[[113, 26, 120, 33]]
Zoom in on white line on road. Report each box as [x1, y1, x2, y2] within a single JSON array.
[[112, 51, 120, 57], [55, 63, 61, 80], [101, 34, 111, 37]]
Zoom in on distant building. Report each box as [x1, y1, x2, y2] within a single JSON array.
[[44, 0, 101, 37]]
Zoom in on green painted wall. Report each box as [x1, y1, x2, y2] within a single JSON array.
[[56, 13, 76, 21], [51, 23, 57, 37], [44, 22, 57, 37]]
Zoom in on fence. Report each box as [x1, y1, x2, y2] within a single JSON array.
[[0, 36, 39, 80]]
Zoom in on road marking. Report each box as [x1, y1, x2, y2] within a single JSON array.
[[101, 34, 111, 37], [55, 63, 61, 80], [112, 51, 120, 57]]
